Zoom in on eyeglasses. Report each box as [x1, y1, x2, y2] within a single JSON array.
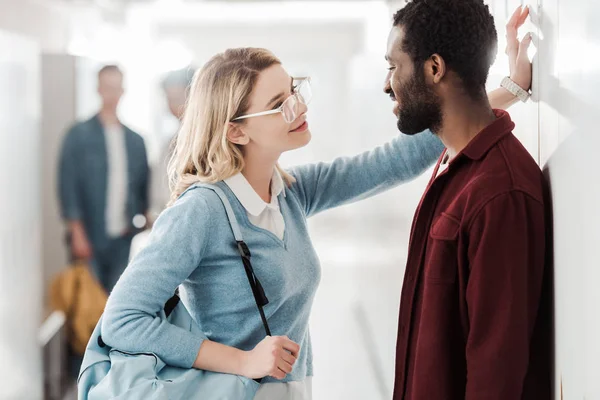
[[232, 77, 312, 124]]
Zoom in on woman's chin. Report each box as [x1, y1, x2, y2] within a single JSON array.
[[288, 129, 312, 150]]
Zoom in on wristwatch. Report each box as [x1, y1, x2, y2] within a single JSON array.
[[501, 76, 530, 103]]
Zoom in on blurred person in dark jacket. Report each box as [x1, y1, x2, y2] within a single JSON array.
[[58, 64, 149, 292]]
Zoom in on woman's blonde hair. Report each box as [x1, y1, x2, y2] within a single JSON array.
[[167, 47, 296, 206]]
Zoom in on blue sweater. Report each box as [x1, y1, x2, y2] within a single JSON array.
[[101, 130, 444, 384]]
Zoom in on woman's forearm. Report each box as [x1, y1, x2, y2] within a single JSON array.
[[488, 87, 520, 110], [193, 339, 249, 376]]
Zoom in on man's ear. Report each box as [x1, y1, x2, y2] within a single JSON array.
[[425, 54, 447, 85], [226, 122, 250, 146]]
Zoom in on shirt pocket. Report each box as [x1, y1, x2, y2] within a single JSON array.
[[425, 212, 460, 284]]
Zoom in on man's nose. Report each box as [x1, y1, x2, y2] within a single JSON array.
[[383, 72, 392, 94], [384, 79, 391, 94]]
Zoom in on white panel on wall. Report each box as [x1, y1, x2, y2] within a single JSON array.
[[537, 0, 600, 398], [0, 29, 42, 398], [41, 54, 77, 306]]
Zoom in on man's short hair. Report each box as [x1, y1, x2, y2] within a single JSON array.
[[393, 0, 498, 99], [98, 64, 123, 79], [161, 66, 196, 92]]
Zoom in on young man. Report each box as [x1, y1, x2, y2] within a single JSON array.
[[384, 1, 551, 399], [58, 65, 150, 292]]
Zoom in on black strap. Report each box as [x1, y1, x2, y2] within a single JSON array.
[[162, 242, 271, 337], [236, 240, 270, 384], [164, 289, 180, 318], [236, 241, 271, 336]]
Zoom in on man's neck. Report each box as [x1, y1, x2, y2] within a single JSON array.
[[99, 108, 119, 127], [436, 96, 496, 160]]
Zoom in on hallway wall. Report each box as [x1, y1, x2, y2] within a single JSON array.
[[0, 29, 42, 399], [535, 0, 600, 397]]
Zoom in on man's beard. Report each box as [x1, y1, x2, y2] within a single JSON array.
[[395, 70, 443, 135]]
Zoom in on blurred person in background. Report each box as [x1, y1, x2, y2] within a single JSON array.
[[58, 64, 150, 293], [129, 67, 196, 261], [151, 66, 196, 218], [98, 8, 531, 396]]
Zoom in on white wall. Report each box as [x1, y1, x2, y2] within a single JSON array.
[[535, 0, 600, 398], [0, 29, 42, 399], [0, 0, 70, 52]]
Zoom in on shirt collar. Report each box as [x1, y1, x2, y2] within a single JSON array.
[[93, 114, 124, 131], [224, 169, 286, 216], [459, 109, 516, 161]]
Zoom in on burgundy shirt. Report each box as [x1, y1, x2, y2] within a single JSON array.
[[393, 110, 552, 400]]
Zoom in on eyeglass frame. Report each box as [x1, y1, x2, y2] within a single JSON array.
[[231, 77, 311, 123]]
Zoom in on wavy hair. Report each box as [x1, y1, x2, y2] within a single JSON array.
[[167, 48, 295, 206]]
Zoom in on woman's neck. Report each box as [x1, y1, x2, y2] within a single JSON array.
[[241, 151, 278, 203]]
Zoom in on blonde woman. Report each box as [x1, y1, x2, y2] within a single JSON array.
[[100, 12, 532, 400]]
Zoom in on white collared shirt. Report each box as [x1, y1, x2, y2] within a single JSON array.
[[436, 151, 451, 178], [104, 124, 128, 237], [224, 169, 286, 240]]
